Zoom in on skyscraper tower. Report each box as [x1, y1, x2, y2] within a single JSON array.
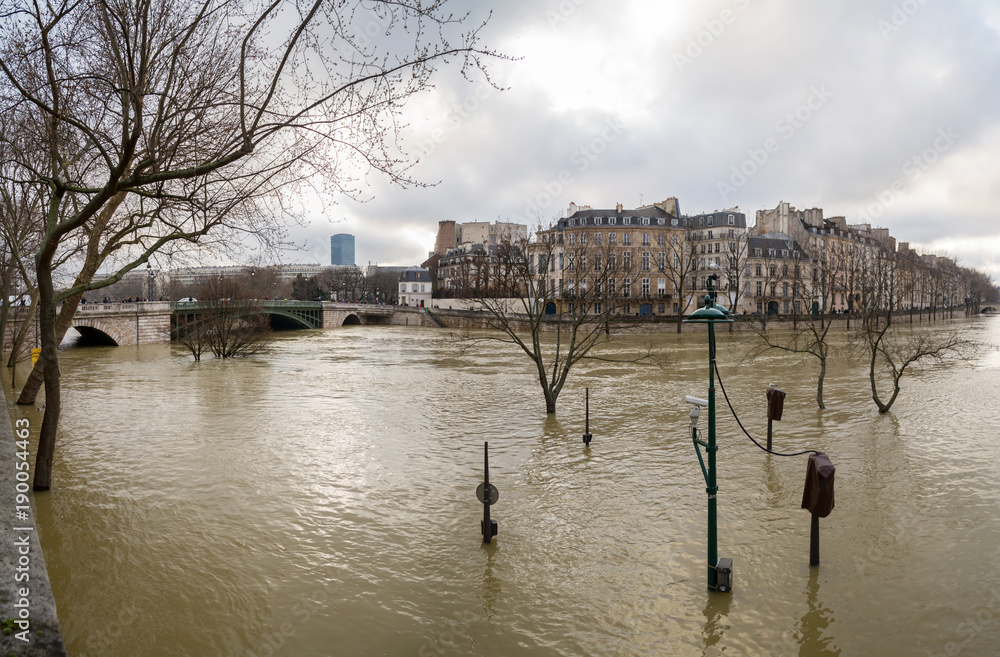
[[330, 234, 356, 266]]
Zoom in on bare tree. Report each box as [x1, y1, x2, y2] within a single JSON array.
[[851, 249, 976, 414], [659, 229, 698, 333], [469, 230, 653, 415], [0, 0, 501, 489], [738, 317, 834, 410], [176, 276, 271, 360]]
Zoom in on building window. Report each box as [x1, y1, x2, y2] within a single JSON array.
[[608, 233, 617, 246], [658, 278, 666, 297], [707, 216, 714, 226], [580, 234, 587, 245], [412, 283, 419, 292], [658, 252, 665, 270], [623, 251, 632, 270], [641, 217, 650, 226], [755, 264, 762, 276], [714, 243, 720, 253], [658, 303, 665, 313], [642, 233, 650, 246], [595, 232, 602, 245], [594, 253, 602, 271], [596, 217, 603, 225], [623, 233, 631, 246], [657, 234, 665, 246], [642, 252, 650, 271], [658, 218, 665, 225], [624, 217, 632, 225], [708, 231, 713, 239], [756, 281, 762, 296], [728, 214, 735, 225], [610, 217, 617, 225], [755, 248, 762, 256], [623, 279, 631, 298], [568, 233, 575, 246], [770, 283, 777, 296], [641, 278, 650, 296]]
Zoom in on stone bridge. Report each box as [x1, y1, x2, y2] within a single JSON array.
[[63, 300, 396, 346], [70, 301, 172, 346]]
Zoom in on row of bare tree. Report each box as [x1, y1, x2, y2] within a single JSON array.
[[456, 231, 993, 417]]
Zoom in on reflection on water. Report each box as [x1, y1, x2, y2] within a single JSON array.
[[10, 318, 1000, 656]]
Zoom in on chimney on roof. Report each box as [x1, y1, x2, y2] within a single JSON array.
[[616, 202, 623, 213]]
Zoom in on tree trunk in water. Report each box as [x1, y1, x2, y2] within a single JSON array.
[[32, 267, 60, 491], [816, 356, 826, 410], [544, 387, 556, 414]]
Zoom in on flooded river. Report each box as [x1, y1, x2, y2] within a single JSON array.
[[11, 317, 1000, 656]]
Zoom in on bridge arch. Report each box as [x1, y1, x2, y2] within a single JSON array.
[[341, 313, 361, 326], [982, 306, 998, 315], [70, 325, 120, 347], [266, 310, 318, 330], [69, 317, 133, 346]]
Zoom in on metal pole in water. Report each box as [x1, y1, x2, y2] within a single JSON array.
[[583, 388, 592, 445], [477, 441, 499, 543]]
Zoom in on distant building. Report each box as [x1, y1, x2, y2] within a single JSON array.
[[331, 234, 356, 266], [168, 263, 331, 286], [398, 267, 432, 308], [431, 220, 527, 257]]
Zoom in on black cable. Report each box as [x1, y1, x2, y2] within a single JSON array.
[[713, 362, 819, 457]]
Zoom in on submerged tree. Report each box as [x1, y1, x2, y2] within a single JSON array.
[[0, 0, 501, 489], [851, 248, 976, 414], [176, 276, 270, 360], [469, 227, 657, 415], [738, 316, 834, 410]]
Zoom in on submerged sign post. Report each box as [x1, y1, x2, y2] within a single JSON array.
[[477, 442, 499, 543]]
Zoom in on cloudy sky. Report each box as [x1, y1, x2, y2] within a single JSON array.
[[285, 0, 1000, 281]]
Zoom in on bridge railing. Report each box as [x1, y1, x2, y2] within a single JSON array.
[[68, 301, 171, 313]]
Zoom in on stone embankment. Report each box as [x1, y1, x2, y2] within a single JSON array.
[[0, 386, 66, 656]]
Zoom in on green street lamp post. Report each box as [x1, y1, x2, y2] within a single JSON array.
[[684, 275, 733, 592]]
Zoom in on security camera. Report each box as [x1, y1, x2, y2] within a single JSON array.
[[685, 395, 709, 407]]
